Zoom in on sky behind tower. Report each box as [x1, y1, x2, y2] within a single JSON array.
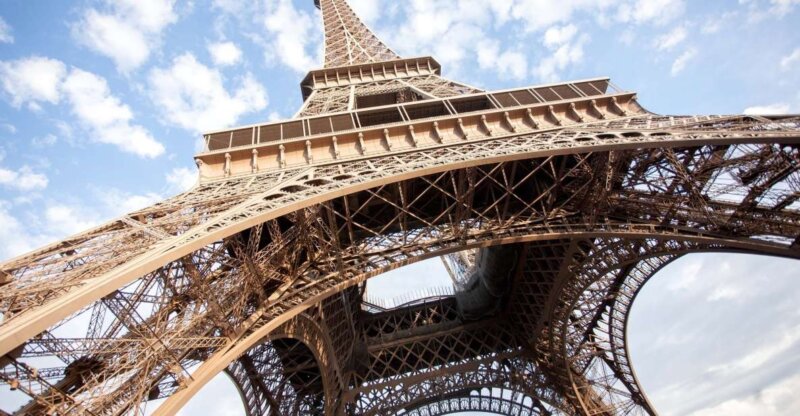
[[0, 0, 799, 414]]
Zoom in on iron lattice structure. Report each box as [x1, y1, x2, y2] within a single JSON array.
[[1, 0, 799, 414]]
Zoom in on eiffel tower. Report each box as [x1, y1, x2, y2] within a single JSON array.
[[2, 0, 799, 414]]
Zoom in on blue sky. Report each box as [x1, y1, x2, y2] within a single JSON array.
[[0, 0, 798, 415]]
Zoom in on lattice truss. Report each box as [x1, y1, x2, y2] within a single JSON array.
[[1, 0, 800, 414], [317, 0, 399, 67], [298, 75, 481, 117], [298, 0, 479, 118], [1, 114, 798, 415]]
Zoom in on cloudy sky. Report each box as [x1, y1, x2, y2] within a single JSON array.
[[0, 0, 798, 414]]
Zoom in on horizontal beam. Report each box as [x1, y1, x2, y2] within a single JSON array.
[[300, 56, 442, 96], [196, 92, 637, 180]]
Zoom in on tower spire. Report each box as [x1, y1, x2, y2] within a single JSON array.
[[315, 0, 400, 67]]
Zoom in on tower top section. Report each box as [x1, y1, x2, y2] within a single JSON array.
[[314, 0, 400, 68]]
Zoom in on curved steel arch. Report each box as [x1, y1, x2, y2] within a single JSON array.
[[2, 118, 798, 360], [224, 311, 343, 415], [152, 233, 792, 411], [159, 236, 796, 415], [0, 129, 798, 415], [345, 324, 570, 414], [400, 388, 555, 416], [540, 239, 800, 415], [224, 238, 800, 416], [575, 248, 800, 415]]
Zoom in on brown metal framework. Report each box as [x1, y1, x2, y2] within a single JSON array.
[[1, 0, 799, 414]]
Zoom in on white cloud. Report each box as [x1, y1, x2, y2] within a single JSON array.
[[300, 0, 690, 84], [743, 103, 792, 115], [73, 0, 177, 72], [32, 134, 58, 148], [386, 1, 683, 81], [534, 25, 589, 82], [740, 0, 800, 19], [0, 16, 13, 43], [211, 0, 247, 14], [702, 22, 721, 34], [177, 372, 247, 416], [366, 258, 453, 302], [76, 11, 150, 73], [0, 166, 48, 191], [630, 253, 800, 415], [0, 57, 160, 158], [501, 0, 686, 33], [97, 188, 163, 215], [707, 325, 800, 375], [148, 53, 268, 132], [666, 259, 702, 291], [263, 0, 321, 72], [671, 48, 697, 76], [63, 69, 165, 158], [768, 0, 800, 15], [386, 1, 522, 78], [781, 48, 800, 71], [476, 40, 528, 81], [0, 56, 66, 109], [616, 0, 686, 25], [208, 41, 243, 67], [44, 204, 100, 237], [319, 0, 696, 88], [348, 0, 383, 23], [653, 25, 687, 51], [543, 24, 578, 48], [510, 0, 600, 31], [313, 0, 689, 85], [496, 51, 528, 81], [166, 167, 198, 193], [0, 184, 168, 261], [618, 29, 636, 46], [707, 285, 742, 301], [486, 0, 515, 25], [0, 202, 41, 259], [691, 374, 800, 416]]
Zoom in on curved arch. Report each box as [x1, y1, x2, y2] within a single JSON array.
[[2, 118, 798, 359], [547, 242, 800, 415], [400, 388, 555, 416], [223, 369, 252, 416], [155, 232, 797, 415], [611, 250, 799, 415], [347, 348, 573, 415], [1, 120, 798, 414], [226, 310, 344, 415], [229, 338, 327, 415]]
